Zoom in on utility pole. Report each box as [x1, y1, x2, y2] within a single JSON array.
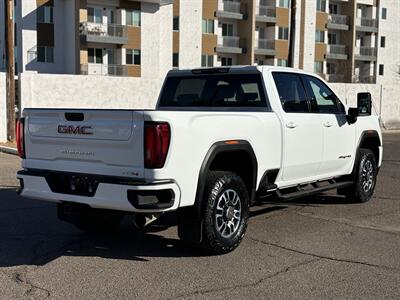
[[5, 0, 15, 142]]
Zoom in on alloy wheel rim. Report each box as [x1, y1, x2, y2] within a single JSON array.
[[362, 159, 374, 193], [215, 189, 242, 238]]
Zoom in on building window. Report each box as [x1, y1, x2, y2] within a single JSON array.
[[316, 0, 326, 12], [315, 30, 325, 43], [278, 27, 289, 40], [88, 7, 102, 24], [88, 48, 103, 64], [329, 3, 338, 14], [314, 61, 323, 74], [37, 46, 54, 63], [202, 19, 214, 34], [381, 8, 387, 20], [221, 57, 233, 66], [380, 36, 386, 48], [126, 49, 141, 65], [277, 59, 288, 67], [222, 23, 234, 36], [37, 6, 53, 24], [173, 16, 179, 31], [173, 53, 179, 68], [328, 33, 337, 45], [327, 62, 336, 74], [126, 10, 141, 27], [279, 0, 289, 8], [379, 64, 384, 76], [202, 55, 214, 67]]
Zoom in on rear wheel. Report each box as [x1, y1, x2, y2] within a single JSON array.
[[201, 171, 249, 254], [339, 149, 378, 203]]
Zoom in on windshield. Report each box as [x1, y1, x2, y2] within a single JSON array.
[[158, 73, 267, 107]]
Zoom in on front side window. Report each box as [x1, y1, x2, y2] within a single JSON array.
[[126, 10, 141, 26], [304, 75, 343, 114], [88, 7, 102, 24], [272, 72, 309, 113], [159, 73, 267, 108], [37, 6, 53, 23], [278, 27, 289, 40], [126, 49, 141, 65]]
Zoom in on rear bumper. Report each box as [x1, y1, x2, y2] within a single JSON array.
[[17, 170, 181, 213]]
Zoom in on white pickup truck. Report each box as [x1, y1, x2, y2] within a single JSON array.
[[16, 66, 382, 254]]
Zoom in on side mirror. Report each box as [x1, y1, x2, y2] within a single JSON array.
[[357, 92, 372, 116], [347, 107, 358, 124]]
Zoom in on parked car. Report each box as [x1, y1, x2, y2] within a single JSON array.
[[16, 66, 382, 254]]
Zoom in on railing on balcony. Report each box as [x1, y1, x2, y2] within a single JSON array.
[[218, 36, 240, 48], [80, 22, 128, 43], [326, 74, 345, 83], [327, 44, 347, 55], [80, 64, 128, 77], [355, 46, 377, 57], [357, 17, 378, 28], [219, 0, 241, 14], [328, 14, 349, 25], [257, 5, 276, 18], [255, 39, 275, 50], [352, 74, 376, 84]]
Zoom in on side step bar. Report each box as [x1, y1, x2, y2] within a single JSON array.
[[275, 181, 353, 201]]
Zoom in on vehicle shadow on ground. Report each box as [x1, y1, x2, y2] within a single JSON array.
[[0, 187, 352, 268]]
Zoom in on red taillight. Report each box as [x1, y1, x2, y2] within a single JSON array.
[[144, 122, 170, 169], [16, 118, 25, 159]]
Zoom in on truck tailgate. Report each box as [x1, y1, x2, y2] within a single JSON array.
[[23, 109, 145, 178]]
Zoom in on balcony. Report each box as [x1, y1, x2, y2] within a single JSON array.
[[254, 39, 275, 56], [352, 74, 376, 84], [356, 17, 378, 33], [325, 74, 345, 83], [327, 14, 349, 31], [256, 5, 276, 23], [354, 46, 377, 61], [80, 64, 128, 77], [80, 22, 128, 44], [216, 0, 245, 20], [216, 36, 244, 54], [326, 44, 348, 60]]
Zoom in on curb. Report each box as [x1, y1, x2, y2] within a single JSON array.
[[0, 146, 18, 156]]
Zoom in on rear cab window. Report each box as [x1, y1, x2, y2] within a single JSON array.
[[158, 70, 268, 109]]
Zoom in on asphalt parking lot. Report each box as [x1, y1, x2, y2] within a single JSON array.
[[0, 132, 399, 300]]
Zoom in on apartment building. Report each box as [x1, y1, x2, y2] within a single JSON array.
[[13, 0, 400, 84]]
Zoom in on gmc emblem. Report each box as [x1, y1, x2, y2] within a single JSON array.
[[58, 125, 93, 135]]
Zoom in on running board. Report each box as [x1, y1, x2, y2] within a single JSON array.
[[275, 181, 353, 201]]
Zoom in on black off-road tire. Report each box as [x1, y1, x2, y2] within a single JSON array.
[[201, 171, 250, 255], [338, 148, 378, 203]]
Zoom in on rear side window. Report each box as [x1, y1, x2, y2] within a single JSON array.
[[272, 72, 309, 113], [159, 74, 267, 107]]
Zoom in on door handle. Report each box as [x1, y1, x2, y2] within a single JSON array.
[[286, 122, 297, 129], [323, 121, 333, 128]]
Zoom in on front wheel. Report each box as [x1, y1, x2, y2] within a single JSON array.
[[339, 148, 378, 203], [201, 171, 250, 254]]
